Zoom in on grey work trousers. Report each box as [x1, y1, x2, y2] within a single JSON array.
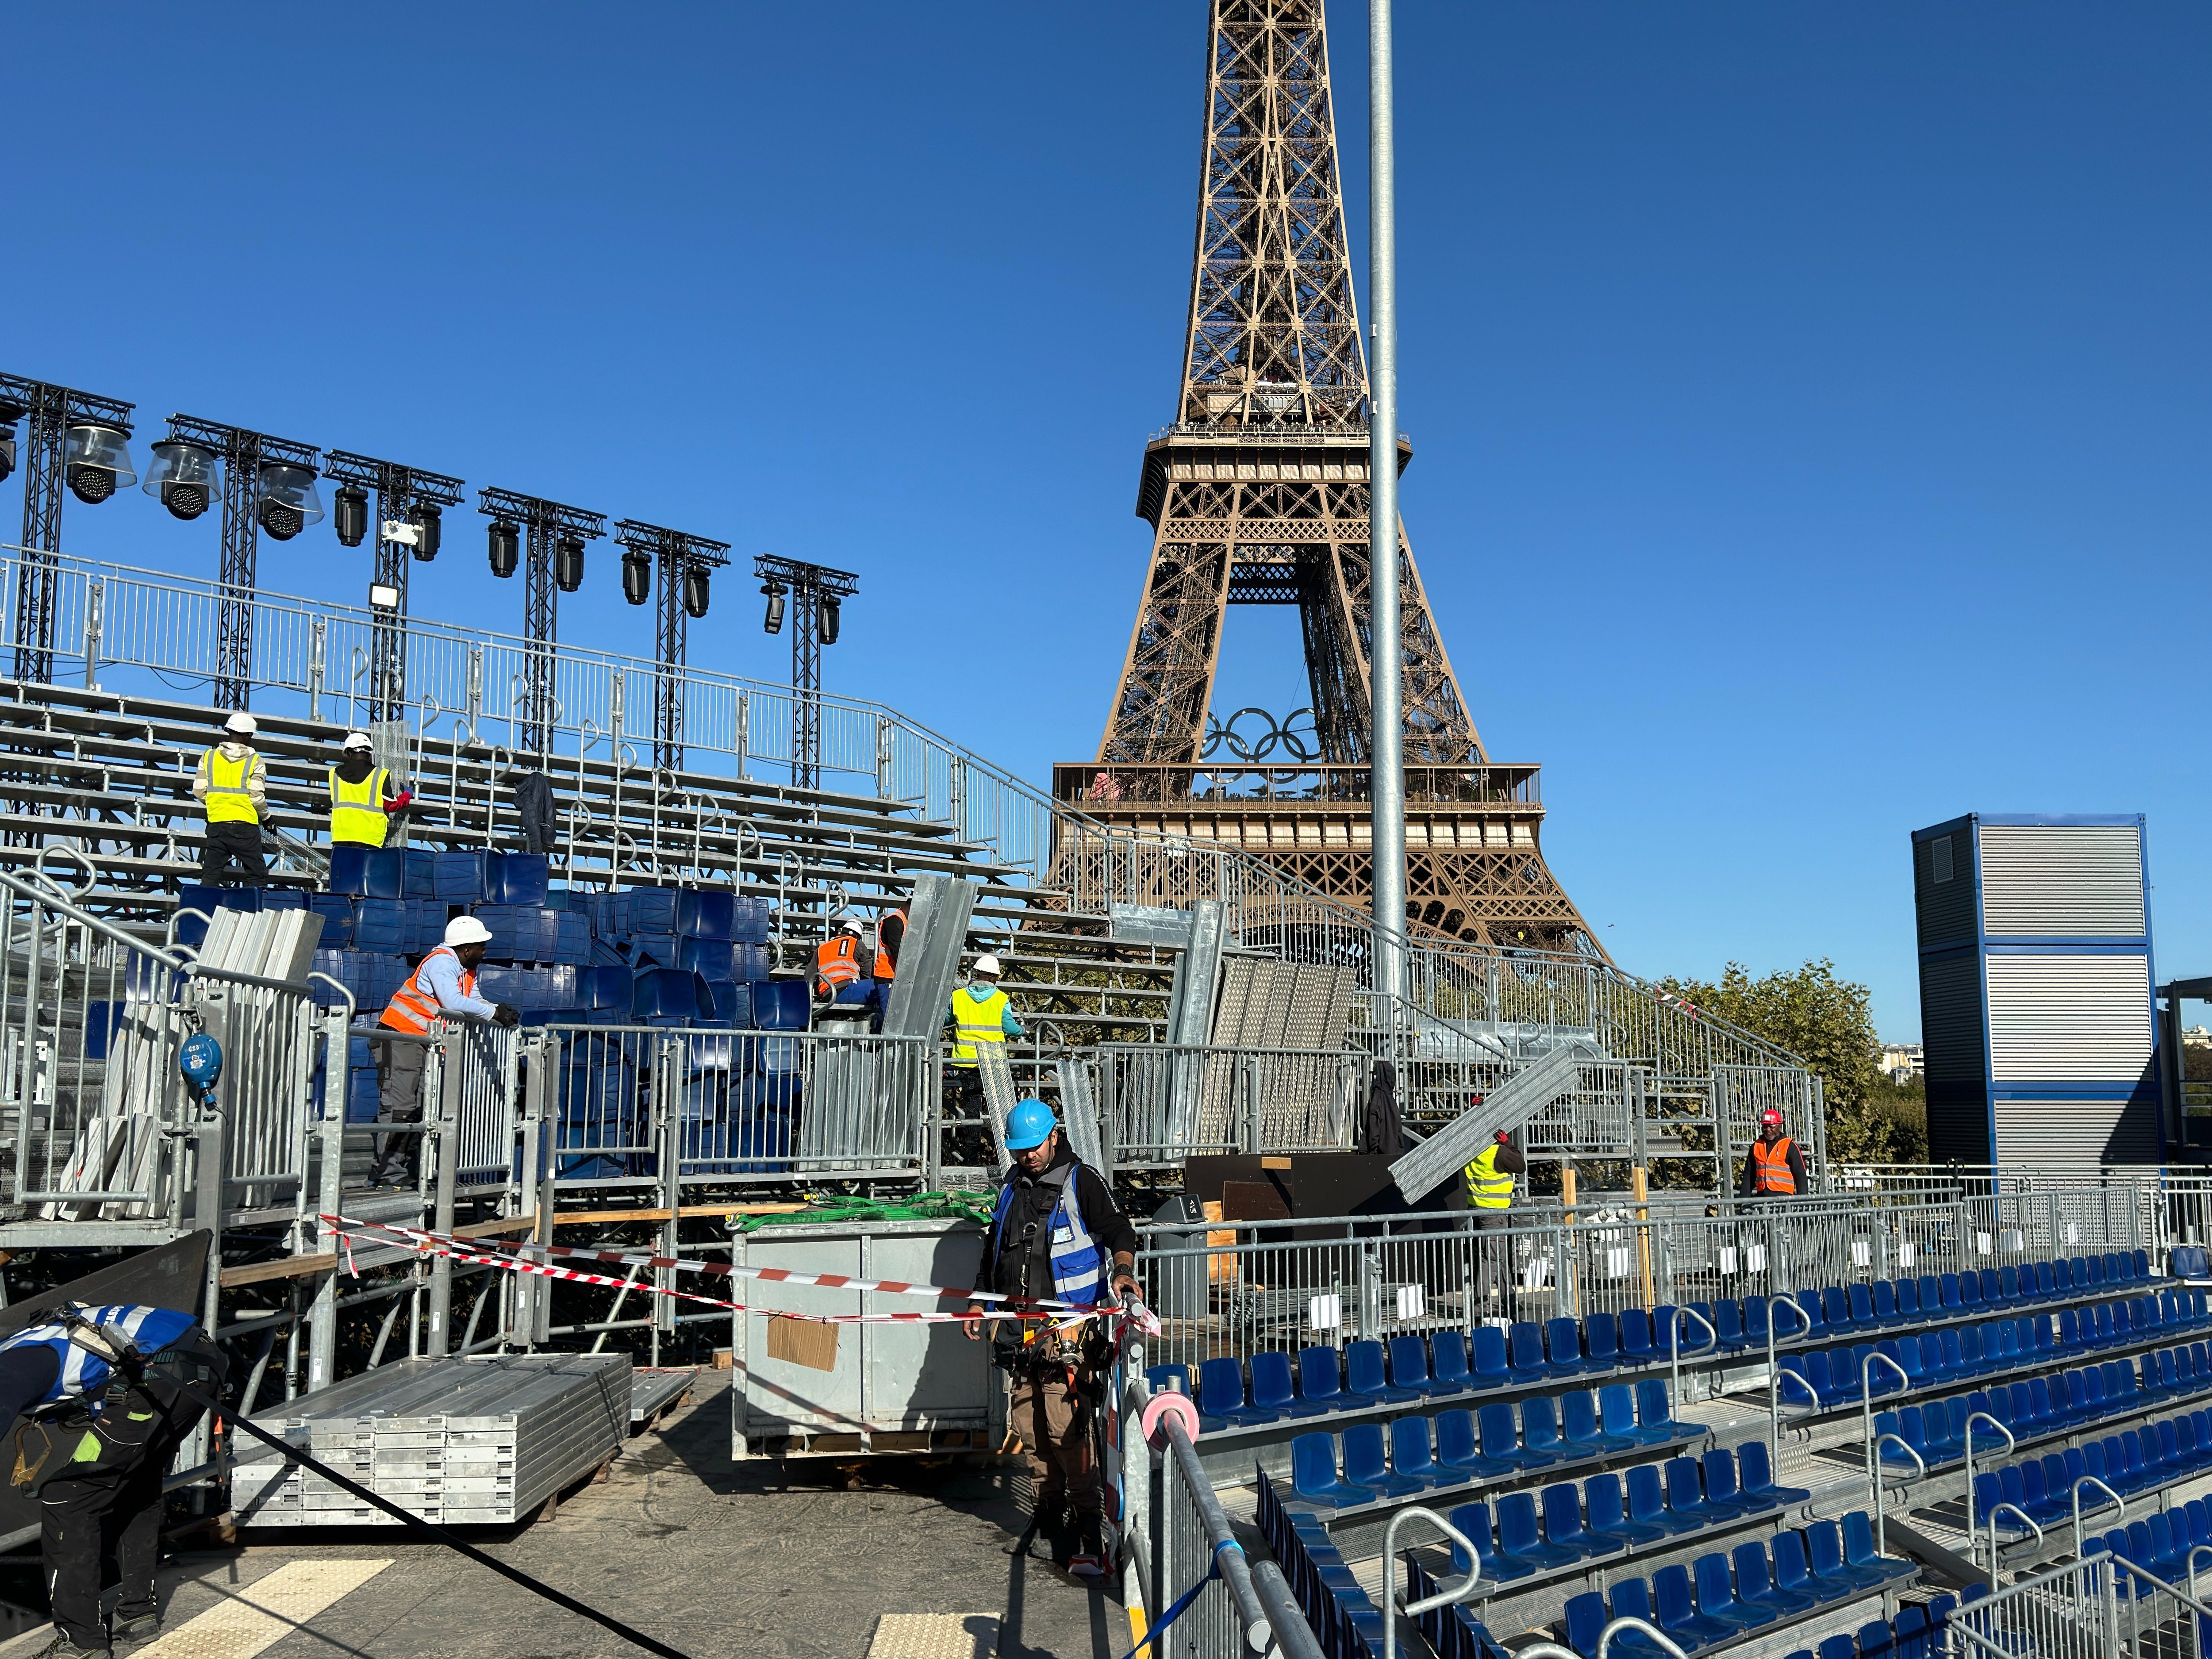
[[1473, 1208, 1515, 1304], [372, 1037, 427, 1185]]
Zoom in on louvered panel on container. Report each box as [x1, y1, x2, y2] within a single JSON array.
[[1913, 823, 1978, 951], [1918, 952, 1985, 1087], [1978, 825, 2146, 938], [1994, 1097, 2158, 1166], [1986, 954, 2152, 1082]]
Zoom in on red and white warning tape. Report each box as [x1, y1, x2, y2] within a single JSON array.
[[321, 1214, 1162, 1337]]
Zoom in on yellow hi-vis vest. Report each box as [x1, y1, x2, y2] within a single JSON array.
[[949, 986, 1010, 1068], [327, 765, 391, 847], [202, 749, 259, 825], [1463, 1144, 1514, 1210]]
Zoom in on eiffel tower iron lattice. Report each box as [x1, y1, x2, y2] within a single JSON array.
[[1064, 0, 1601, 957]]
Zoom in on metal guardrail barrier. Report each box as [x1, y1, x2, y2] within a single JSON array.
[[1130, 1190, 2151, 1380], [1946, 1547, 2212, 1656]]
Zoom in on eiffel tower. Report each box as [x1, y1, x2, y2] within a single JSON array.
[[1057, 0, 1601, 956]]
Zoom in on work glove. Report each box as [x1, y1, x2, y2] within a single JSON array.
[[492, 1003, 521, 1029], [385, 790, 415, 814]]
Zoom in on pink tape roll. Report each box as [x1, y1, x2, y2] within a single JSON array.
[[1141, 1389, 1202, 1449]]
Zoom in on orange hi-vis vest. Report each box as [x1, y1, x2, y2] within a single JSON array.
[[381, 946, 476, 1036], [872, 910, 906, 981], [1749, 1136, 1798, 1195], [816, 934, 862, 998]]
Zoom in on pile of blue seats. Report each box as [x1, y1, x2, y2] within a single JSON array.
[[1782, 1292, 2209, 1420], [1975, 1408, 2212, 1541], [1877, 1339, 2212, 1482], [1544, 1512, 1912, 1656], [1274, 1383, 1705, 1513], [2084, 1500, 2212, 1598]]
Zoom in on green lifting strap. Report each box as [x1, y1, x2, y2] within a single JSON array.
[[736, 1191, 996, 1232]]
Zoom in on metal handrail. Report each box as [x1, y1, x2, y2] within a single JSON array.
[[1962, 1410, 2016, 1548], [1379, 1507, 1481, 1659], [1668, 1304, 1717, 1421], [1598, 1619, 1692, 1659], [1871, 1433, 1925, 1557], [1858, 1349, 1913, 1517], [1986, 1500, 2045, 1583], [2073, 1476, 2125, 1562]]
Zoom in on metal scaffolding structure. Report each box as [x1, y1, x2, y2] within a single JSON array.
[[613, 520, 730, 773], [478, 488, 605, 756], [160, 416, 323, 712], [0, 375, 136, 685], [753, 553, 856, 793], [321, 452, 466, 726]]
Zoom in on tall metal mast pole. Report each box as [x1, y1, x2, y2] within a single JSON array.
[[1367, 0, 1407, 1014]]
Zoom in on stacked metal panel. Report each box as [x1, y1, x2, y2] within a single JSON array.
[[231, 1352, 631, 1527]]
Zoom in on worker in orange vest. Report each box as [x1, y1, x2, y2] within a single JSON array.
[[872, 908, 906, 981], [369, 916, 519, 1187], [814, 919, 866, 1002], [1741, 1109, 1807, 1198]]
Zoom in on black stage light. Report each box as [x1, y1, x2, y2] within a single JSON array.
[[683, 565, 710, 619], [412, 504, 441, 561], [762, 583, 785, 635], [63, 423, 135, 505], [333, 484, 369, 546], [256, 461, 323, 542], [0, 427, 14, 486], [146, 440, 220, 522], [820, 595, 841, 645], [488, 519, 519, 578], [621, 549, 651, 605], [554, 536, 585, 592]]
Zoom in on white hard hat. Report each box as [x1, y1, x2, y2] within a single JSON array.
[[342, 730, 374, 751], [840, 918, 864, 934], [972, 954, 1003, 978], [444, 916, 493, 947], [223, 713, 258, 737]]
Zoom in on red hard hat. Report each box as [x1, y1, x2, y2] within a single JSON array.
[[1760, 1110, 1784, 1128]]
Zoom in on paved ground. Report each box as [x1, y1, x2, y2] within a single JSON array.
[[0, 1375, 1122, 1659]]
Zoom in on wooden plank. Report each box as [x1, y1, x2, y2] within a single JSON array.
[[549, 1203, 810, 1226], [220, 1254, 338, 1288]]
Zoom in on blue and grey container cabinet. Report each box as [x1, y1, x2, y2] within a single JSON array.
[[1913, 814, 2159, 1166]]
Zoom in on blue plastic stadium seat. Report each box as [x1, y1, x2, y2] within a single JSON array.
[[1388, 1333, 1447, 1396], [1586, 1472, 1666, 1549], [1479, 1402, 1554, 1471], [1735, 1538, 1818, 1621], [1345, 1339, 1418, 1405], [1695, 1549, 1776, 1631], [1341, 1421, 1422, 1499], [1506, 1322, 1553, 1384], [1521, 1395, 1568, 1462], [1772, 1528, 1845, 1605], [1664, 1456, 1728, 1527], [1434, 1409, 1511, 1480], [1806, 1517, 1887, 1594], [1737, 1436, 1812, 1503], [1626, 1462, 1698, 1536], [1198, 1357, 1277, 1428], [1653, 1562, 1736, 1648], [1843, 1509, 1915, 1583], [1636, 1377, 1697, 1443], [1445, 1501, 1533, 1583], [1543, 1481, 1619, 1560], [1291, 1432, 1371, 1508], [1584, 1313, 1622, 1371], [1495, 1490, 1579, 1571], [1563, 1591, 1609, 1659], [1386, 1416, 1456, 1490], [1546, 1316, 1591, 1375], [1562, 1390, 1635, 1455], [1250, 1351, 1325, 1419], [1431, 1330, 1476, 1394], [1617, 1308, 1655, 1364], [1468, 1325, 1512, 1389]]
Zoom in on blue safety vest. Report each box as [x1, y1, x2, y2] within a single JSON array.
[[988, 1164, 1108, 1308], [0, 1305, 198, 1409]]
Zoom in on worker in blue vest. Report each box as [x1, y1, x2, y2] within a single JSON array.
[[0, 1303, 226, 1658], [966, 1098, 1137, 1580]]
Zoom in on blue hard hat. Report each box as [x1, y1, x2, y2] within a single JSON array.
[[1006, 1098, 1057, 1151]]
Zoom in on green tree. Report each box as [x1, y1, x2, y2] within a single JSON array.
[[1655, 959, 1927, 1167]]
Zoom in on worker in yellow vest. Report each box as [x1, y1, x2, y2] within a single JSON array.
[[944, 954, 1023, 1152], [1741, 1109, 1807, 1198], [326, 731, 412, 847], [1463, 1122, 1526, 1306], [191, 712, 268, 885]]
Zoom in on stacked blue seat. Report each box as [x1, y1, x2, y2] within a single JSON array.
[[1536, 1512, 1912, 1655]]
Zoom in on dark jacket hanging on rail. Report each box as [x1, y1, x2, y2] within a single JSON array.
[[506, 770, 557, 854]]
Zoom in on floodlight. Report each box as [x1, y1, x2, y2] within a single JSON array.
[[488, 519, 520, 578], [255, 461, 323, 541], [621, 548, 651, 606], [762, 584, 785, 635], [62, 423, 135, 504], [412, 504, 441, 561], [821, 595, 841, 645], [143, 439, 219, 522], [332, 484, 369, 546], [369, 582, 401, 609], [0, 426, 14, 486], [683, 565, 710, 619], [554, 536, 585, 592]]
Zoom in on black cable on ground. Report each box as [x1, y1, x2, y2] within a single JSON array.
[[174, 1383, 693, 1659]]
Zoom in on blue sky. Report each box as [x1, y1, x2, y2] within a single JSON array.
[[3, 4, 2205, 1037]]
